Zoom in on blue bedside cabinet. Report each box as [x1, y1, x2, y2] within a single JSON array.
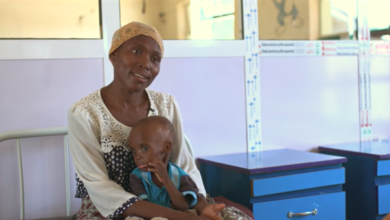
[[319, 141, 390, 220], [198, 149, 347, 220]]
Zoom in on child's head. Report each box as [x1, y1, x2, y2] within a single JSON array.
[[128, 116, 176, 171]]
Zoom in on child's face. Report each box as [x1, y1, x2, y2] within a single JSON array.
[[128, 124, 170, 172]]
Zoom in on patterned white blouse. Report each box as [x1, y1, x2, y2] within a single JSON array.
[[68, 89, 206, 218]]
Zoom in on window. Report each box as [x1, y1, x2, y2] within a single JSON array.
[[120, 0, 242, 40], [258, 0, 357, 40], [0, 0, 101, 39], [367, 0, 390, 41]]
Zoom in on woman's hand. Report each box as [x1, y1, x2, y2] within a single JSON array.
[[148, 158, 170, 184], [200, 203, 225, 220], [187, 214, 210, 220]]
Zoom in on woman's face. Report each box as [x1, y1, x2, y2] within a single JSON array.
[[110, 35, 162, 92]]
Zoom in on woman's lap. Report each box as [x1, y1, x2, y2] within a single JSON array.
[[76, 196, 108, 220], [76, 196, 253, 220], [213, 196, 254, 220]]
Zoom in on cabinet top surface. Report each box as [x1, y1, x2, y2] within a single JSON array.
[[319, 141, 390, 159], [197, 149, 346, 174]]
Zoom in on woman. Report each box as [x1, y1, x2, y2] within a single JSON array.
[[68, 21, 252, 220]]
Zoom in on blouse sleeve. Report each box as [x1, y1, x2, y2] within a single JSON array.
[[167, 96, 207, 196], [68, 105, 138, 217]]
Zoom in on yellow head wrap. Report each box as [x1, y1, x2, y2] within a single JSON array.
[[109, 21, 164, 57]]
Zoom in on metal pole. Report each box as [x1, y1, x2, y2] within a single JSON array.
[[64, 135, 71, 216], [16, 139, 25, 220]]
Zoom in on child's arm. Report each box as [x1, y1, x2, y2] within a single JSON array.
[[179, 173, 225, 220], [129, 171, 207, 220], [148, 159, 190, 211], [130, 173, 149, 201]]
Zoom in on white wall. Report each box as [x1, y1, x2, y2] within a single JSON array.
[[260, 56, 361, 152], [150, 57, 247, 157], [371, 56, 390, 139]]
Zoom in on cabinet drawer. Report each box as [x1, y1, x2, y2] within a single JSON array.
[[377, 184, 390, 215], [253, 192, 345, 220], [251, 168, 345, 197], [377, 160, 390, 176]]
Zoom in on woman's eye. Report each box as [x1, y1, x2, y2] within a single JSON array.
[[142, 147, 148, 152], [132, 49, 141, 55], [151, 57, 158, 62]]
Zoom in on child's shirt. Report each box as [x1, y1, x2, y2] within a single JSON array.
[[130, 162, 199, 208]]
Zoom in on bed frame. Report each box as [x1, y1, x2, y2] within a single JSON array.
[[0, 127, 73, 220]]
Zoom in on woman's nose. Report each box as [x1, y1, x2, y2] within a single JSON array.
[[138, 56, 150, 70]]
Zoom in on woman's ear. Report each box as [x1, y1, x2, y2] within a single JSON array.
[[109, 49, 119, 64], [109, 53, 115, 64]]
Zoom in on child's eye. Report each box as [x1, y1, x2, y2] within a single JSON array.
[[131, 149, 136, 154], [151, 57, 158, 62], [142, 147, 148, 152]]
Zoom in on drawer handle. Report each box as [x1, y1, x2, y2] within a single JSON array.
[[287, 209, 317, 218]]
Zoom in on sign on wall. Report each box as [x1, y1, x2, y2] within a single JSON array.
[[357, 0, 372, 142], [243, 0, 262, 165], [258, 41, 358, 56]]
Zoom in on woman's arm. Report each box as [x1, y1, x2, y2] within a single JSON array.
[[122, 200, 204, 220], [168, 96, 207, 197], [68, 106, 138, 217]]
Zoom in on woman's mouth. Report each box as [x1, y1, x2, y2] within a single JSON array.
[[133, 73, 147, 81]]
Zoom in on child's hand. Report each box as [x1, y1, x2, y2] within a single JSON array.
[[148, 158, 170, 184], [200, 203, 225, 220]]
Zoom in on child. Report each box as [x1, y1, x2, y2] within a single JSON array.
[[127, 116, 224, 220]]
